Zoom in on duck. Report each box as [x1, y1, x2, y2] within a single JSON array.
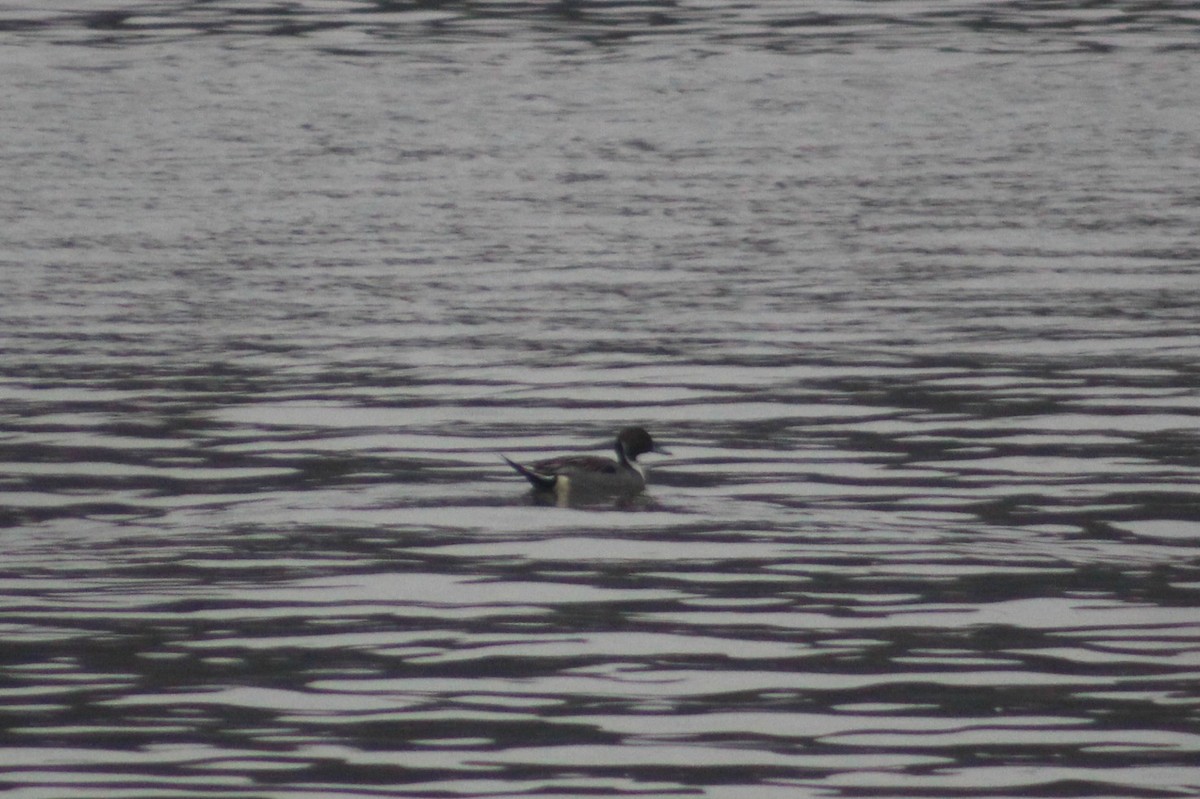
[[502, 426, 668, 502]]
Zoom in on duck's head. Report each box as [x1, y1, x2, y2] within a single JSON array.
[[616, 426, 669, 462]]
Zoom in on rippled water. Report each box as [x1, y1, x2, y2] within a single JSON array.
[[3, 2, 1200, 797]]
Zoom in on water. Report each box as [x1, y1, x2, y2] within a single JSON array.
[[2, 2, 1200, 797]]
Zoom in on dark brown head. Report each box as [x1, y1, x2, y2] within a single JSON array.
[[615, 426, 669, 463]]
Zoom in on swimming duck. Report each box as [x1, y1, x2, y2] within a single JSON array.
[[502, 426, 668, 501]]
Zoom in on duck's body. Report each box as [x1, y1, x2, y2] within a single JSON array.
[[502, 427, 667, 502]]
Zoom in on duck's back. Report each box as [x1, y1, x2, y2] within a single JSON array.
[[531, 455, 620, 475]]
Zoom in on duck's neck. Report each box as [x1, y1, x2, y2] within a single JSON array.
[[615, 441, 643, 476]]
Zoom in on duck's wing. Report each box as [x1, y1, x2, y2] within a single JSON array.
[[530, 455, 620, 475], [503, 454, 623, 493]]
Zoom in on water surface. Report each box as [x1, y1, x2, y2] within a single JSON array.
[[2, 2, 1199, 797]]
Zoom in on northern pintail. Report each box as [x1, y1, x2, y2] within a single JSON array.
[[502, 426, 668, 502]]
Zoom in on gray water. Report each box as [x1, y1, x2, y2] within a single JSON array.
[[2, 2, 1200, 797]]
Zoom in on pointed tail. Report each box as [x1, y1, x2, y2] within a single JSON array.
[[502, 455, 557, 491]]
